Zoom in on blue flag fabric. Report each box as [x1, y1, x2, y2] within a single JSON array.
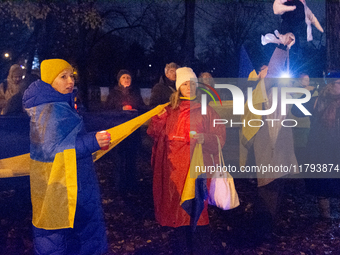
[[180, 143, 208, 229]]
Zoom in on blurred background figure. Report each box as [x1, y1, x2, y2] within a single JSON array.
[[292, 71, 340, 220], [2, 73, 40, 116], [296, 73, 317, 93], [199, 72, 214, 85], [198, 72, 215, 102], [149, 62, 179, 108], [105, 69, 145, 111], [292, 72, 318, 165], [0, 64, 25, 115], [105, 69, 145, 194]]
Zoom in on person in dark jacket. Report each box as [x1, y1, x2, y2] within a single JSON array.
[[105, 69, 144, 194], [105, 69, 145, 111], [149, 62, 179, 108], [22, 59, 109, 255], [292, 71, 340, 220]]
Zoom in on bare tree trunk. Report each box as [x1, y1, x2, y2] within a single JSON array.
[[26, 20, 41, 75], [182, 0, 195, 66], [77, 19, 89, 110], [326, 0, 340, 71]]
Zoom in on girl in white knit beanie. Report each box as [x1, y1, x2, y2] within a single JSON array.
[[147, 66, 226, 254]]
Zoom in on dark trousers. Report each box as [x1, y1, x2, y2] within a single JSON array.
[[253, 178, 286, 237], [111, 129, 141, 193]]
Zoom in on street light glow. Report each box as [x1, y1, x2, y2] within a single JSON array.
[[4, 53, 9, 58], [280, 72, 291, 78]]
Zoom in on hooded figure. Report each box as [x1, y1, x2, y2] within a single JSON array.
[[0, 64, 24, 114], [147, 67, 226, 254], [23, 59, 108, 255]]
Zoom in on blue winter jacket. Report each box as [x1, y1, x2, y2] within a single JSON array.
[[23, 80, 107, 255]]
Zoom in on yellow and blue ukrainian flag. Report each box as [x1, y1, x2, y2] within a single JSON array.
[[27, 102, 82, 229], [0, 102, 170, 229], [180, 143, 207, 229]]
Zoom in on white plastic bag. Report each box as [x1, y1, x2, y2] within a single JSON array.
[[208, 136, 240, 210]]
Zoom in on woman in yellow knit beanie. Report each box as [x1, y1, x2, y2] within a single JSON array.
[[23, 59, 109, 254]]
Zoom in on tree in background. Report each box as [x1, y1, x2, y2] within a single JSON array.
[[0, 0, 328, 106], [181, 0, 196, 66], [326, 0, 340, 72], [200, 1, 270, 77], [0, 0, 148, 108], [137, 0, 183, 77]]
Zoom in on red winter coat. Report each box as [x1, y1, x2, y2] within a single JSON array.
[[147, 100, 226, 227]]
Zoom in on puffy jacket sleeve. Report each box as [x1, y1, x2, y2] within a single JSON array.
[[75, 130, 101, 159]]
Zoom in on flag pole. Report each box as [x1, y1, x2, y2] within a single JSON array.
[[287, 48, 290, 74]]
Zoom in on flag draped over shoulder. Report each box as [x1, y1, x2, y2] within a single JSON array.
[[180, 143, 207, 229], [0, 102, 169, 229], [27, 102, 82, 230]]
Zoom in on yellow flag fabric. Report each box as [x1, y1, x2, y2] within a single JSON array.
[[180, 144, 204, 204], [247, 69, 258, 81], [0, 103, 170, 178], [0, 153, 30, 178], [180, 143, 207, 228], [240, 79, 268, 166], [92, 103, 169, 161], [31, 149, 77, 229]]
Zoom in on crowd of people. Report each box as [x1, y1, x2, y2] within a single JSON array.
[[1, 0, 335, 253], [1, 32, 340, 254]]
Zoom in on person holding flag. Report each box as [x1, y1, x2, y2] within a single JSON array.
[[147, 67, 226, 254], [22, 59, 109, 255]]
